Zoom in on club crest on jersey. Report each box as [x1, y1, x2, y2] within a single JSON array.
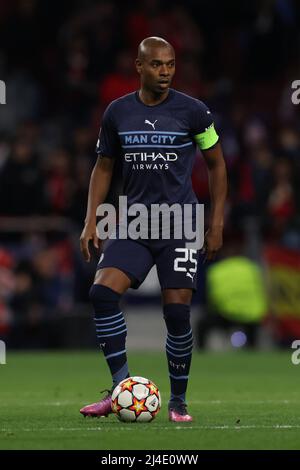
[[144, 119, 157, 130]]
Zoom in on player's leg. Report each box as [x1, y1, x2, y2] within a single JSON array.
[[91, 238, 153, 390], [155, 240, 198, 422], [91, 267, 132, 390], [80, 267, 131, 418], [161, 288, 194, 422], [162, 288, 192, 304], [80, 238, 154, 417]]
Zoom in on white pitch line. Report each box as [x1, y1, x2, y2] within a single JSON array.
[[190, 400, 297, 405], [1, 425, 300, 433]]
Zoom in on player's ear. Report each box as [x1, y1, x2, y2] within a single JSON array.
[[135, 58, 142, 75]]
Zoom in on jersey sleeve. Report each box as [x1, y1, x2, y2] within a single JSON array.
[[95, 104, 120, 159], [191, 100, 219, 151]]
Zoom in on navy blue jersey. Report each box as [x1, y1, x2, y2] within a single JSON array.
[[96, 88, 219, 208]]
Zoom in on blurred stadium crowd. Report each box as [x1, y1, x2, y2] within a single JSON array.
[[0, 0, 300, 348]]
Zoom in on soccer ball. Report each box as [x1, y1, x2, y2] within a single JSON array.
[[111, 376, 161, 422]]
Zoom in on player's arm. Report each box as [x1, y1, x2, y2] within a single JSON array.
[[192, 101, 227, 260], [201, 142, 227, 261], [80, 156, 115, 262]]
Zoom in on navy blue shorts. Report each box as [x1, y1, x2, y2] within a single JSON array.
[[97, 231, 200, 291]]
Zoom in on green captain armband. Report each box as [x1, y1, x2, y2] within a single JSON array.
[[194, 123, 219, 150]]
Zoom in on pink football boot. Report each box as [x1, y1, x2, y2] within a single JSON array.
[[80, 389, 113, 418], [168, 402, 193, 422]]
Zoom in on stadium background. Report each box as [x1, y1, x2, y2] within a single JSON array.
[[2, 0, 300, 452], [0, 0, 300, 352]]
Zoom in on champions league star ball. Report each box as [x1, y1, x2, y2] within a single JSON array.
[[111, 376, 161, 422]]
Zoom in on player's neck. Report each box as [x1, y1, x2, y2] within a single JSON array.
[[138, 88, 169, 106]]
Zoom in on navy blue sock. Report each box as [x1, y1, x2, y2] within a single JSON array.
[[89, 284, 129, 388], [163, 303, 193, 405]]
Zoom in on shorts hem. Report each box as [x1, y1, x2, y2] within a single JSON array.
[[96, 263, 143, 289]]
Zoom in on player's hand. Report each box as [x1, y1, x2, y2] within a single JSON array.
[[201, 226, 223, 262], [80, 222, 100, 262]]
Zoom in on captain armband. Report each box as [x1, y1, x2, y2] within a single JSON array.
[[194, 123, 219, 150]]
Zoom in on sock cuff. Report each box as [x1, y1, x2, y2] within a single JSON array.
[[163, 304, 191, 338], [89, 284, 122, 303], [163, 303, 190, 319]]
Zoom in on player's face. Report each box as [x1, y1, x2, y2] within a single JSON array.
[[136, 47, 175, 94]]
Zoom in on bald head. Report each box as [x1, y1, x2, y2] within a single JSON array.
[[135, 37, 175, 97], [138, 37, 174, 62]]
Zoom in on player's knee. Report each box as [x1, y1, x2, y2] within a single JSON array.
[[163, 303, 191, 335], [89, 284, 121, 316], [163, 289, 192, 305], [94, 267, 131, 294]]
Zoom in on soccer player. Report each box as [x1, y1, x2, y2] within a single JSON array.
[[79, 37, 227, 422]]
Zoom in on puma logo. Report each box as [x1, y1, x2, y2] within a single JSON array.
[[186, 272, 195, 280], [145, 119, 158, 130]]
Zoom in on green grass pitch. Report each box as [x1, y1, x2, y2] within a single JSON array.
[[1, 350, 300, 450]]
